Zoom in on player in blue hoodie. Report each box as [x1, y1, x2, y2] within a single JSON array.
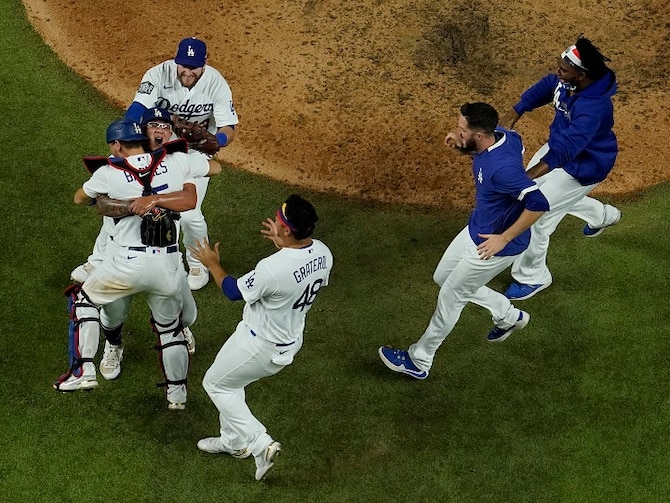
[[501, 36, 621, 300]]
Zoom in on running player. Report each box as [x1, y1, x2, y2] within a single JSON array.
[[500, 36, 620, 300], [379, 103, 549, 380]]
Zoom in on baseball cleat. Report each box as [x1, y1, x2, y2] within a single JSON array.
[[487, 310, 530, 342], [254, 441, 281, 481], [187, 267, 209, 290], [99, 342, 124, 380], [378, 346, 428, 380], [70, 262, 96, 283], [503, 280, 552, 301], [167, 402, 186, 411], [197, 437, 251, 459], [583, 205, 622, 237], [54, 373, 99, 392], [183, 327, 196, 355]]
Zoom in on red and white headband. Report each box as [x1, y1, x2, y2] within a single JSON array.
[[561, 45, 588, 71]]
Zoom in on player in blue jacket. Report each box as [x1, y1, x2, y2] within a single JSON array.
[[379, 102, 550, 380], [501, 36, 621, 300]]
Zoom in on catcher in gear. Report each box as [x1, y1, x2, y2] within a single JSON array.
[[54, 118, 216, 410]]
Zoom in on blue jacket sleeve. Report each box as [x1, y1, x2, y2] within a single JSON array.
[[513, 74, 558, 115]]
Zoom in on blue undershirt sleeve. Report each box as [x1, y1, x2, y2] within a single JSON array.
[[125, 102, 148, 122], [221, 275, 243, 301], [523, 188, 550, 212]]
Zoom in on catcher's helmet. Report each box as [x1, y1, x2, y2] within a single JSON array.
[[140, 107, 174, 126], [106, 118, 147, 143]]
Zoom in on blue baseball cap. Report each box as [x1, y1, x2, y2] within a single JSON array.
[[140, 107, 173, 126], [106, 118, 147, 143], [175, 37, 207, 68]]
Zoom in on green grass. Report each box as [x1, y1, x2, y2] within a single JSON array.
[[1, 1, 669, 501]]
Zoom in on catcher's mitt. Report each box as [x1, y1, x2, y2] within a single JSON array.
[[172, 116, 220, 156], [140, 208, 180, 247]]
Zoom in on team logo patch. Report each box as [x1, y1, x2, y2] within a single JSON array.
[[245, 275, 255, 289], [138, 81, 155, 95]]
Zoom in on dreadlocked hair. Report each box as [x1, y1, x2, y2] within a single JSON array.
[[575, 36, 611, 80]]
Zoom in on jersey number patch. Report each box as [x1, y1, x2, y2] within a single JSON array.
[[292, 279, 323, 312]]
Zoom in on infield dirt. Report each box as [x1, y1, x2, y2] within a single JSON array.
[[23, 0, 670, 211]]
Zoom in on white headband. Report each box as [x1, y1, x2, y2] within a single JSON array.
[[561, 45, 588, 71]]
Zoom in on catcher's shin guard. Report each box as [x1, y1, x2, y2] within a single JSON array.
[[55, 283, 100, 387], [152, 317, 189, 404]]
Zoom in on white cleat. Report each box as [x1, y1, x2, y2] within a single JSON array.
[[183, 327, 196, 355], [254, 441, 281, 481], [187, 267, 210, 290], [54, 373, 99, 392], [99, 342, 124, 380]]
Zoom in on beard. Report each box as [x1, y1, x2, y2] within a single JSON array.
[[456, 136, 478, 154]]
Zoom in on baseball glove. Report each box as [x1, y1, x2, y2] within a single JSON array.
[[140, 208, 180, 247], [172, 116, 220, 156]]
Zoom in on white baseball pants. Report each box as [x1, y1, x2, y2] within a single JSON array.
[[202, 321, 302, 456], [527, 143, 612, 228], [409, 227, 523, 371], [511, 167, 597, 285], [180, 176, 210, 270]]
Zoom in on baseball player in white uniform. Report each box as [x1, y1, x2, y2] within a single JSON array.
[[188, 194, 333, 481], [54, 118, 213, 410], [126, 36, 239, 290], [70, 107, 220, 356]]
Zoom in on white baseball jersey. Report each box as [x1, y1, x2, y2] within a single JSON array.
[[132, 61, 238, 133], [82, 151, 209, 247], [237, 239, 333, 345]]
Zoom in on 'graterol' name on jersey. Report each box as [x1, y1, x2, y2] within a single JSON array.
[[293, 255, 329, 284]]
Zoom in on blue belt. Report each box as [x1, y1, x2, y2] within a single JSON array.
[[128, 245, 178, 253]]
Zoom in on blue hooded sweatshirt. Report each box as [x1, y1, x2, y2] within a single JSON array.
[[513, 70, 618, 185]]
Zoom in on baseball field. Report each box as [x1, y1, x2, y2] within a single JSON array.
[[1, 0, 669, 502]]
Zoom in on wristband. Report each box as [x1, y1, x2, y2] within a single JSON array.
[[215, 132, 228, 147]]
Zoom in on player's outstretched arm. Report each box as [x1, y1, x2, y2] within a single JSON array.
[[188, 238, 229, 289], [499, 108, 521, 129]]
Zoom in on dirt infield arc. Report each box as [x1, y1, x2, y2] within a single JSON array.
[[23, 0, 670, 210]]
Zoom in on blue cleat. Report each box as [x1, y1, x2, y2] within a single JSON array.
[[487, 310, 530, 342], [583, 205, 621, 238], [504, 280, 552, 300], [378, 346, 428, 380]]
